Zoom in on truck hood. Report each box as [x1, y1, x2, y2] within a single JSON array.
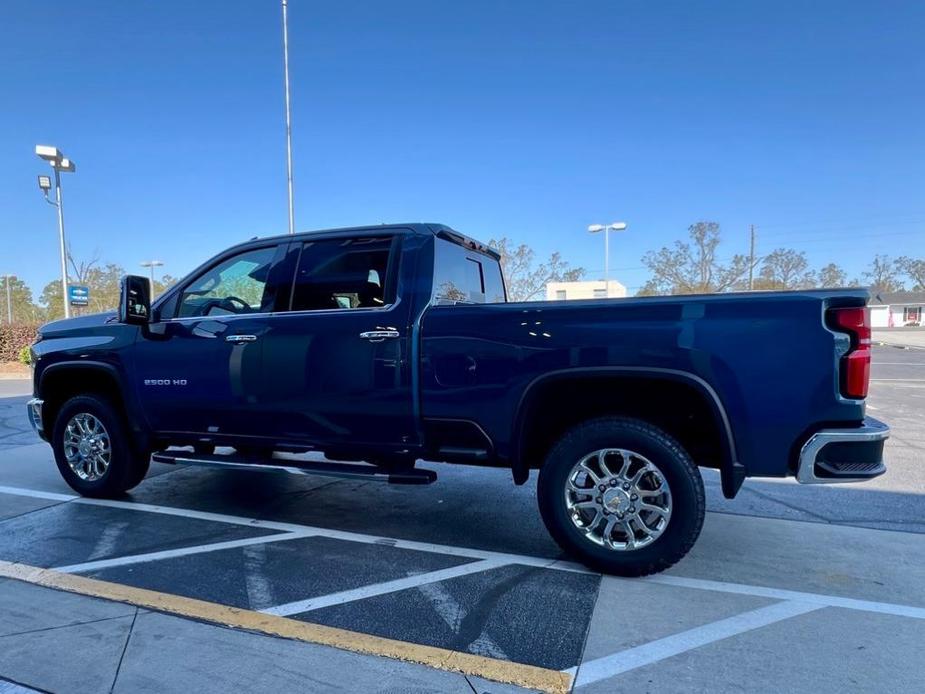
[[39, 311, 118, 338]]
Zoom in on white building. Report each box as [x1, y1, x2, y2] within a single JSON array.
[[869, 291, 925, 327], [546, 279, 627, 301]]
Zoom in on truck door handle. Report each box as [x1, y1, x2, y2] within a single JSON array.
[[359, 329, 400, 342], [225, 334, 258, 343]]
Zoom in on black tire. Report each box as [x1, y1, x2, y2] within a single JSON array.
[[537, 417, 705, 576], [126, 454, 151, 489], [52, 395, 146, 498]]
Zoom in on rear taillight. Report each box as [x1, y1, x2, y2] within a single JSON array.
[[828, 306, 871, 399]]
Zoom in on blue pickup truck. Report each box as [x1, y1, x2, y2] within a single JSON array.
[[26, 223, 889, 575]]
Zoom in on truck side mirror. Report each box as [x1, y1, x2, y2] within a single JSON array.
[[119, 275, 151, 325]]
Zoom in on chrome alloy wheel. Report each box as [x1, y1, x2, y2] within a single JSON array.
[[63, 413, 112, 482], [564, 448, 672, 551]]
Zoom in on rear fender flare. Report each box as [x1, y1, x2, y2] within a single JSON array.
[[511, 366, 744, 498]]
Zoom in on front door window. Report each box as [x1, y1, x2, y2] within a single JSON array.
[[177, 247, 278, 318]]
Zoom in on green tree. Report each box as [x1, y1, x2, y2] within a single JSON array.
[[1, 276, 40, 323], [896, 256, 925, 290], [639, 221, 750, 295], [153, 274, 179, 297], [39, 258, 128, 319], [488, 238, 585, 301], [39, 280, 65, 321]]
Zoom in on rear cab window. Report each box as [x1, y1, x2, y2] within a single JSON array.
[[432, 238, 506, 305]]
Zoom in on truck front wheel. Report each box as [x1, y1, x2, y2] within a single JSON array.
[[52, 395, 147, 498], [537, 417, 705, 576]]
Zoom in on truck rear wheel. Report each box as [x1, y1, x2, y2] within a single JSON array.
[[537, 417, 705, 576], [52, 395, 147, 498]]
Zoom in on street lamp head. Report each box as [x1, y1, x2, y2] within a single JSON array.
[[588, 224, 605, 233], [35, 145, 75, 172], [37, 175, 52, 192], [35, 145, 62, 163], [140, 260, 164, 268], [609, 222, 628, 232]]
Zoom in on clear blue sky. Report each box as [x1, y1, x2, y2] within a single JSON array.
[[2, 1, 923, 297]]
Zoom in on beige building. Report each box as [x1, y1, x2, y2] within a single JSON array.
[[546, 279, 627, 301]]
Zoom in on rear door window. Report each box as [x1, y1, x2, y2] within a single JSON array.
[[289, 236, 395, 312]]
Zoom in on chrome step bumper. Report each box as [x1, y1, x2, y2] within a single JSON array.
[[797, 417, 889, 484]]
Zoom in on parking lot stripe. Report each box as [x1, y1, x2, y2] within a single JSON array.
[[5, 483, 925, 623], [52, 531, 310, 573], [0, 559, 572, 694], [0, 484, 592, 572], [567, 600, 821, 687], [0, 485, 75, 502], [642, 574, 925, 621], [261, 558, 507, 616]]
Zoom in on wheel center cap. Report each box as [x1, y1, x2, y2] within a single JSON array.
[[602, 488, 629, 513], [78, 440, 92, 457]]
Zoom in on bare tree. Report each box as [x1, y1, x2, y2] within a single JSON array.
[[816, 263, 849, 288], [67, 248, 102, 285], [863, 255, 904, 293], [488, 238, 585, 301], [753, 249, 816, 290], [896, 256, 925, 290], [639, 221, 750, 295]]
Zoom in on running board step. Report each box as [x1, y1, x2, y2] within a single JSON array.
[[151, 452, 436, 485]]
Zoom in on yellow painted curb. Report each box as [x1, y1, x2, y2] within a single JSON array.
[[0, 560, 571, 694]]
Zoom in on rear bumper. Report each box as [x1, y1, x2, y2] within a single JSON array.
[[26, 398, 46, 440], [797, 417, 889, 484]]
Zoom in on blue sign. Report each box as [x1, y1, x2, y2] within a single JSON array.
[[68, 285, 90, 307]]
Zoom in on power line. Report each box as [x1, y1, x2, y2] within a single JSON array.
[[759, 219, 925, 240]]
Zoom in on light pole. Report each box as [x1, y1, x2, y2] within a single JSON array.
[[36, 145, 76, 319], [2, 275, 12, 324], [140, 260, 164, 293], [281, 0, 295, 235], [588, 222, 628, 283]]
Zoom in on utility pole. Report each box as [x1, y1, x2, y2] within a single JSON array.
[[748, 224, 756, 290], [281, 0, 295, 235], [3, 276, 12, 324]]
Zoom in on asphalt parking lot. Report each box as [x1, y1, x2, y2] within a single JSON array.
[[0, 345, 923, 693]]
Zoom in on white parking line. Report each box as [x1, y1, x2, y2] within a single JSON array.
[[3, 483, 925, 623], [641, 574, 925, 621], [871, 378, 925, 381], [567, 600, 822, 687], [0, 484, 591, 572], [262, 558, 507, 616], [0, 485, 74, 502], [52, 532, 309, 573]]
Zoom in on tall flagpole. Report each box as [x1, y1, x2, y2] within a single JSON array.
[[281, 0, 295, 235]]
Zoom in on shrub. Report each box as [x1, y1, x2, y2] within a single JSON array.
[[0, 323, 40, 362], [18, 345, 32, 366]]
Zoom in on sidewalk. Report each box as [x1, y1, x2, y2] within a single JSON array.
[[0, 578, 534, 694], [873, 328, 925, 349]]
